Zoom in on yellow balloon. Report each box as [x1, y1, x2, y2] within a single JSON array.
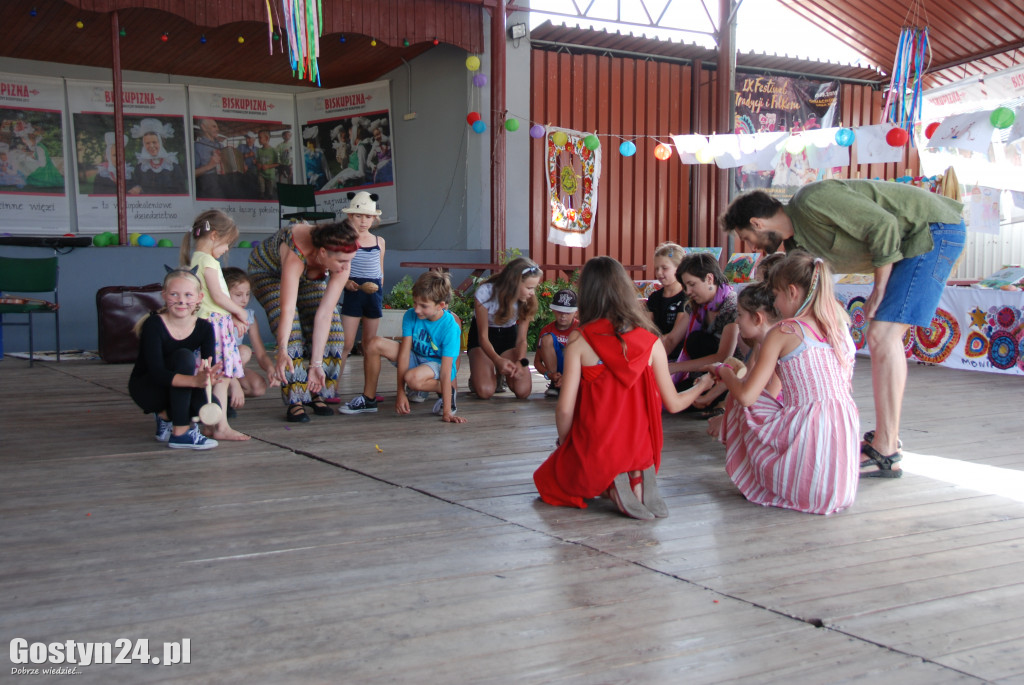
[[129, 232, 141, 246], [552, 131, 568, 148], [466, 55, 481, 71]]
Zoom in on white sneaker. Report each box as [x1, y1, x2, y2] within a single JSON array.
[[167, 424, 218, 450], [339, 394, 378, 414], [544, 382, 560, 398], [432, 388, 458, 416], [154, 415, 173, 442], [406, 386, 430, 403]]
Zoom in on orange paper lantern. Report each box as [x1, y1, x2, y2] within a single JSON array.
[[654, 143, 672, 160]]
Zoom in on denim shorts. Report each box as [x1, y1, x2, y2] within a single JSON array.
[[539, 333, 566, 373], [341, 278, 383, 318], [873, 219, 966, 327], [390, 351, 442, 379]]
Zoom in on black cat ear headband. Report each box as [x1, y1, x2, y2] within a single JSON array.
[[164, 264, 200, 276]]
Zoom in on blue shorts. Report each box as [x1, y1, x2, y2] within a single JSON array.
[[390, 351, 442, 379], [341, 278, 383, 319], [873, 219, 966, 328]]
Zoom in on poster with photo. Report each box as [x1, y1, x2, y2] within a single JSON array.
[[733, 75, 840, 201], [296, 80, 397, 224], [0, 72, 70, 233], [189, 86, 296, 229], [67, 80, 191, 232]]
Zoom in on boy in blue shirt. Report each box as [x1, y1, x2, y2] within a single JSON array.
[[341, 271, 466, 423]]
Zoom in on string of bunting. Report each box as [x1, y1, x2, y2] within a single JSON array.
[[276, 0, 323, 85]]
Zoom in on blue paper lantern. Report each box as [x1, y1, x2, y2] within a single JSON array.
[[619, 141, 637, 157], [472, 120, 486, 134], [835, 128, 855, 147]]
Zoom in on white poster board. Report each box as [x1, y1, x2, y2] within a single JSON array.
[[0, 72, 71, 233], [67, 80, 191, 232], [295, 80, 397, 224], [189, 86, 297, 230]]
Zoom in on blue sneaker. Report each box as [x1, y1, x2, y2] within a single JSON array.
[[154, 415, 173, 443], [168, 424, 218, 450]]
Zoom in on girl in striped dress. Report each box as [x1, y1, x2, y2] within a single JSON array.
[[338, 191, 385, 378], [713, 251, 859, 515], [248, 220, 358, 422]]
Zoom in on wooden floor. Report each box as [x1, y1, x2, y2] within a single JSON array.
[[2, 353, 1023, 684]]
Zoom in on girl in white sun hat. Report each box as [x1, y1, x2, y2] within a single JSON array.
[[337, 191, 387, 383]]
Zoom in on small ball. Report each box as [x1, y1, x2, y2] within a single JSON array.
[[157, 238, 174, 248], [138, 234, 156, 247]]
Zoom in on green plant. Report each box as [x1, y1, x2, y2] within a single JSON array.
[[383, 276, 414, 309]]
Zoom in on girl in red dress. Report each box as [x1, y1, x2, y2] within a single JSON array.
[[533, 257, 714, 520]]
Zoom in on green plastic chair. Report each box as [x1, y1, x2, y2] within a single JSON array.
[[0, 256, 60, 366], [277, 183, 337, 226]]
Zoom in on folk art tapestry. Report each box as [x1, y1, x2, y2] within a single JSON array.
[[546, 126, 601, 248]]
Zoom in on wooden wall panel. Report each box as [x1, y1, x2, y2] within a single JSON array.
[[530, 48, 921, 278]]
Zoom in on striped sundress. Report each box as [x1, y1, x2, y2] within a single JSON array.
[[722, 320, 860, 515], [248, 227, 345, 405]]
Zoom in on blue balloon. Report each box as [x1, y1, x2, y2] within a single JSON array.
[[619, 141, 637, 157], [472, 120, 486, 134], [835, 128, 855, 147], [138, 234, 156, 247]]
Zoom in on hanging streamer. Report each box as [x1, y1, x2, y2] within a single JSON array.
[[277, 0, 322, 85], [882, 25, 930, 146]]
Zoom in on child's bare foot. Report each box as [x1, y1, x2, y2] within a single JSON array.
[[211, 427, 250, 441]]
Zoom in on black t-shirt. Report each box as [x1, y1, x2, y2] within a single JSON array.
[[646, 288, 687, 359], [130, 313, 216, 386]]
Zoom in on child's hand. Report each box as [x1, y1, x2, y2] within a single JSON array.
[[442, 413, 467, 424], [550, 371, 563, 387], [230, 391, 245, 409], [695, 373, 716, 393], [395, 395, 411, 415], [345, 280, 359, 292], [233, 315, 249, 336]]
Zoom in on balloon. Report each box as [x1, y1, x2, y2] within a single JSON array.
[[583, 134, 600, 151], [885, 127, 909, 147], [465, 55, 481, 71], [93, 233, 110, 247], [619, 141, 637, 157], [551, 131, 568, 147], [129, 232, 141, 246], [834, 128, 855, 147], [472, 120, 486, 134], [138, 234, 156, 247], [504, 118, 519, 132], [238, 240, 252, 248], [925, 122, 940, 138], [472, 73, 487, 88], [157, 238, 174, 247], [990, 107, 1015, 129], [466, 111, 481, 125], [529, 124, 545, 139], [654, 143, 673, 161], [251, 240, 260, 248]]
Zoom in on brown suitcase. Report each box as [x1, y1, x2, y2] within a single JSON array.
[[96, 284, 164, 363]]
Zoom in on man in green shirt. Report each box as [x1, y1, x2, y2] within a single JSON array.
[[720, 179, 966, 478]]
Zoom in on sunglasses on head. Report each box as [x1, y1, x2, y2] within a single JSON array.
[[325, 242, 358, 254], [521, 265, 541, 276]]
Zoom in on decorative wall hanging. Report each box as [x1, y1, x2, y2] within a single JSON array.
[[546, 126, 601, 248]]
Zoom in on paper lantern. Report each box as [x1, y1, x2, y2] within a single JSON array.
[[238, 240, 252, 248], [990, 107, 1015, 129], [552, 131, 568, 147], [885, 127, 909, 147], [157, 238, 174, 248], [835, 128, 855, 147], [654, 143, 673, 161], [925, 122, 940, 139], [466, 112, 481, 125], [504, 118, 519, 132], [695, 146, 715, 164], [583, 134, 600, 151], [129, 232, 141, 246], [784, 136, 805, 154], [161, 32, 169, 42], [75, 21, 84, 29], [466, 55, 481, 71], [138, 234, 156, 247], [529, 124, 545, 139], [237, 35, 245, 44], [472, 120, 486, 134], [619, 141, 636, 157], [472, 73, 487, 88]]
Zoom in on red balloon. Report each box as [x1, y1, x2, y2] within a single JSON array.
[[886, 127, 909, 147], [925, 122, 940, 139], [466, 112, 481, 125]]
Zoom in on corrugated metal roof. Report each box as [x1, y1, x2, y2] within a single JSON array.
[[529, 21, 887, 84], [778, 0, 1024, 88], [0, 0, 484, 88]]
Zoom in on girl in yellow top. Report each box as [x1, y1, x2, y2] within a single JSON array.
[[182, 209, 250, 442]]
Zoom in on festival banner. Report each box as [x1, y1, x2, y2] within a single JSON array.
[[67, 80, 190, 233], [546, 126, 601, 248], [295, 81, 396, 224], [836, 283, 1024, 377], [189, 85, 297, 230], [733, 74, 841, 201], [0, 72, 70, 233]]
